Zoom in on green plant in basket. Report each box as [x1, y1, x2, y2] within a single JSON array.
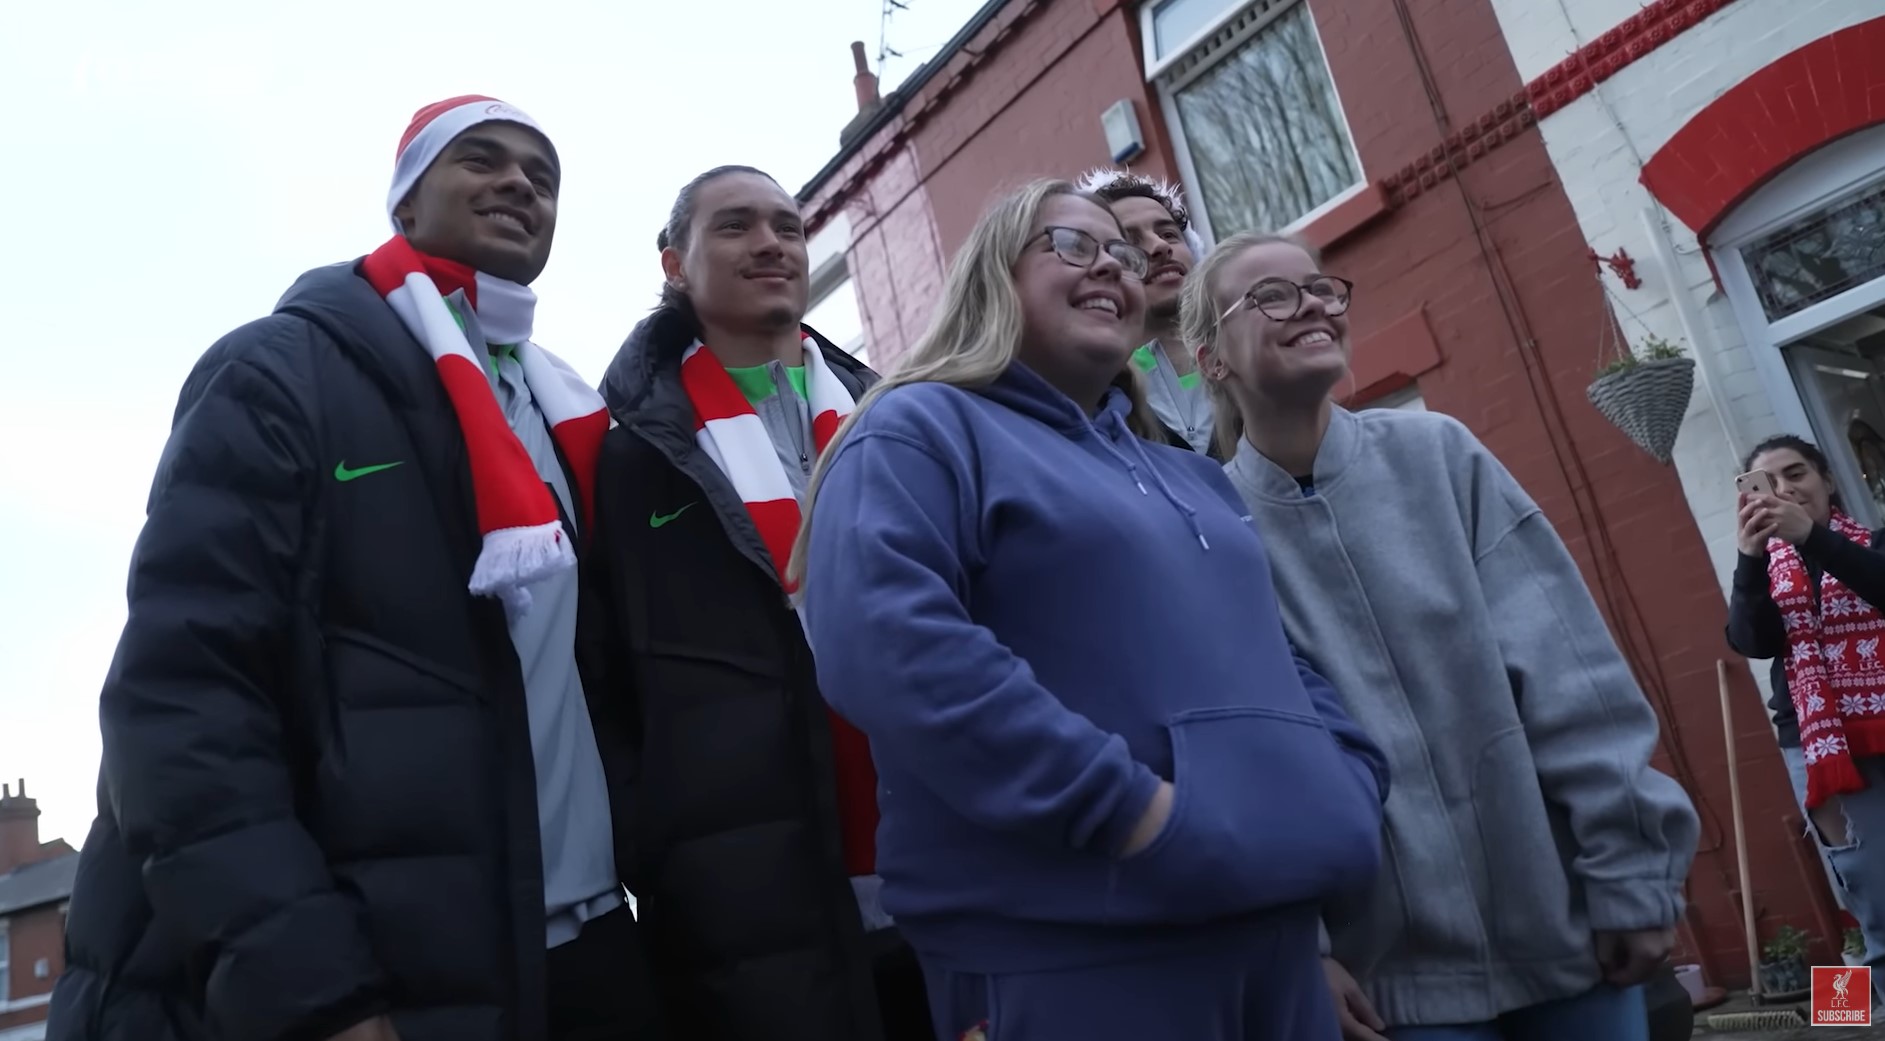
[[1758, 924, 1813, 996], [1762, 924, 1809, 963], [1595, 334, 1686, 378]]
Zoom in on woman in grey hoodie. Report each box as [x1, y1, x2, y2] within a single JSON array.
[[1178, 231, 1699, 1041]]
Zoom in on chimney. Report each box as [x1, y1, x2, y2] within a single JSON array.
[[851, 41, 881, 113], [841, 41, 887, 148], [0, 779, 42, 875]]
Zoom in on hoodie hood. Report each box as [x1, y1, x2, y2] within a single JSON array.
[[276, 260, 408, 349], [979, 362, 1209, 550], [272, 259, 444, 409], [977, 362, 1136, 436]]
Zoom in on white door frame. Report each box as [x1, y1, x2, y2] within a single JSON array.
[[1710, 121, 1885, 485], [1783, 343, 1885, 528]]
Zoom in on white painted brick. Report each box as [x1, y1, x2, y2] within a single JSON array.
[[1715, 342, 1755, 376], [1570, 0, 1873, 155], [1485, 0, 1653, 83], [1479, 0, 1875, 598], [1722, 368, 1769, 402]]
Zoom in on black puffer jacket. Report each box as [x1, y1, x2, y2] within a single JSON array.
[[49, 261, 638, 1041], [589, 308, 929, 1041]]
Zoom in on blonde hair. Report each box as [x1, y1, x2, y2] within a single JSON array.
[[786, 178, 1159, 588], [1177, 231, 1323, 459]]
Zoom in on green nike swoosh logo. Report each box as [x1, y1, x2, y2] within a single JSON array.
[[333, 460, 404, 482], [650, 502, 697, 528]]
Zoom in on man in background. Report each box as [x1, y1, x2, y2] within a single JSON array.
[[1082, 169, 1219, 458]]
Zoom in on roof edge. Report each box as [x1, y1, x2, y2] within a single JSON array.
[[796, 0, 1013, 205]]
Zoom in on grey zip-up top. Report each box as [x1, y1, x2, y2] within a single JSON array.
[[1223, 406, 1699, 1027], [1132, 341, 1214, 455], [470, 335, 621, 949]]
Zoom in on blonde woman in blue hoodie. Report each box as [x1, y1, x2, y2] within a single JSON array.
[[1183, 231, 1699, 1041], [787, 181, 1390, 1041]]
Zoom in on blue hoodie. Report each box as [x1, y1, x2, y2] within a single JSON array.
[[801, 364, 1388, 973]]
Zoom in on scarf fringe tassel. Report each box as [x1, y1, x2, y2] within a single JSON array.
[[1807, 754, 1867, 810], [468, 520, 576, 622], [1805, 718, 1885, 808]]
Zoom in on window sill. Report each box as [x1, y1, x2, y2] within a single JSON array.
[[1341, 306, 1443, 405], [1287, 181, 1392, 254], [0, 993, 50, 1014]]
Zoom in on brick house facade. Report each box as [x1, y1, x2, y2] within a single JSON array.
[[1480, 0, 1885, 989], [0, 783, 77, 1041], [795, 0, 1852, 989]]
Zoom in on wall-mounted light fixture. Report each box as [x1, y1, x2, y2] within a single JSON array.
[[1101, 100, 1145, 164]]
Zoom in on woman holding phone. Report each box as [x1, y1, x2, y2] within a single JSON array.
[[1726, 434, 1885, 1001]]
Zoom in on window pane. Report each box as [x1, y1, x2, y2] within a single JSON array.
[[1172, 2, 1360, 236], [1151, 0, 1235, 60], [1745, 180, 1885, 322], [1786, 345, 1885, 526], [806, 277, 866, 356]]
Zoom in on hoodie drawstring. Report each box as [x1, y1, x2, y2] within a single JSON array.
[[1095, 414, 1211, 551]]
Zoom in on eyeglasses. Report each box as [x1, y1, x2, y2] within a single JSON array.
[[1219, 275, 1354, 323], [1029, 226, 1150, 281]]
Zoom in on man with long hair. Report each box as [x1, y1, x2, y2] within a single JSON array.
[[587, 165, 930, 1041]]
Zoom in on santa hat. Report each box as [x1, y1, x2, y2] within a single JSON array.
[[1076, 167, 1210, 260], [361, 96, 606, 622], [386, 95, 558, 233]]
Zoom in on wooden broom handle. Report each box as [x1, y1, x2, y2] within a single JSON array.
[[1720, 658, 1762, 996]]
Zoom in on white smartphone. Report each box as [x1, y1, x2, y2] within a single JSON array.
[[1736, 469, 1777, 498]]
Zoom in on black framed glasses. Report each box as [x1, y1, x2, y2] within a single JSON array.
[[1220, 275, 1354, 323], [1030, 226, 1151, 281]]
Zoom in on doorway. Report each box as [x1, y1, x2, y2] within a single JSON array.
[[1714, 121, 1885, 521], [1785, 307, 1885, 528]]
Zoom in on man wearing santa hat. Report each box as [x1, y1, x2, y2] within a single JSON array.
[[48, 97, 659, 1041]]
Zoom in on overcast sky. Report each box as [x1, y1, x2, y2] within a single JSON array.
[[0, 0, 985, 850]]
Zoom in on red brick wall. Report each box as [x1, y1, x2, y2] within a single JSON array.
[[915, 0, 1176, 258], [0, 905, 65, 1030], [1309, 0, 1818, 984], [807, 0, 1175, 370], [803, 0, 1826, 987]]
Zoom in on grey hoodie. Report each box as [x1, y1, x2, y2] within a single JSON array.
[[1223, 406, 1699, 1026]]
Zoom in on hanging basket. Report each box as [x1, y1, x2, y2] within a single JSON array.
[[1586, 356, 1695, 465]]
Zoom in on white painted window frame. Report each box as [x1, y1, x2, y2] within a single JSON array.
[[804, 214, 866, 361], [805, 259, 866, 361], [1139, 0, 1364, 246], [1710, 121, 1885, 524]]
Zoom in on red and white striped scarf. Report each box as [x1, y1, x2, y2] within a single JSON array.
[[679, 334, 855, 592], [1771, 509, 1885, 806], [678, 334, 879, 875], [360, 235, 607, 620]]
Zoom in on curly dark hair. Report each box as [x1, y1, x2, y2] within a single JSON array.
[[1743, 433, 1832, 477], [1080, 171, 1192, 232], [1744, 433, 1845, 510]]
